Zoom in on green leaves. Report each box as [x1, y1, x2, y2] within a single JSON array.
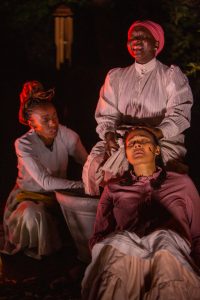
[[161, 0, 200, 76]]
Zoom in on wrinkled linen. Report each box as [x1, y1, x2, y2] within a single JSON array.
[[1, 186, 63, 259], [82, 230, 200, 300], [83, 128, 130, 195], [83, 58, 193, 195], [1, 124, 87, 259]]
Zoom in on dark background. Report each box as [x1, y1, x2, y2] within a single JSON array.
[[1, 0, 200, 215]]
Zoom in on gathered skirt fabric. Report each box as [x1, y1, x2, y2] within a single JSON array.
[[1, 185, 63, 259], [82, 230, 200, 300]]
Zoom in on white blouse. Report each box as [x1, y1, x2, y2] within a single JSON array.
[[15, 124, 87, 192], [95, 59, 193, 161]]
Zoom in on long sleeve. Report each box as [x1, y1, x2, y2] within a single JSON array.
[[95, 63, 193, 142], [15, 127, 84, 192], [69, 138, 88, 165], [157, 65, 193, 139], [95, 68, 122, 140], [60, 125, 88, 165], [89, 186, 116, 249], [16, 146, 83, 191]]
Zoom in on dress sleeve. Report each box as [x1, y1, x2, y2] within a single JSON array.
[[158, 65, 193, 139], [89, 185, 116, 249], [15, 138, 83, 191], [60, 126, 88, 165], [95, 68, 122, 140]]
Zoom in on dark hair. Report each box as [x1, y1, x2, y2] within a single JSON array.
[[120, 126, 166, 189], [19, 80, 55, 125]]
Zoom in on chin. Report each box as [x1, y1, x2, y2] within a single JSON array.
[[48, 132, 58, 139]]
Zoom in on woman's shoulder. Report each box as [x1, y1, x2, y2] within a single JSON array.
[[58, 124, 79, 138], [157, 60, 186, 77], [106, 64, 135, 79], [57, 124, 80, 148], [15, 129, 38, 155], [165, 171, 197, 187], [15, 129, 35, 147], [166, 171, 200, 199]]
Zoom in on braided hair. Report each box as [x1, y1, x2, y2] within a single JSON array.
[[120, 127, 166, 189], [19, 80, 55, 125]]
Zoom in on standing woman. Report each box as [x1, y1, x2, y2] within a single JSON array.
[[1, 80, 88, 259]]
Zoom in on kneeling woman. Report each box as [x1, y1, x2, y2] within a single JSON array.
[[82, 127, 200, 299], [1, 80, 88, 260]]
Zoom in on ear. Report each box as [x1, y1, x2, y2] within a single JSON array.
[[28, 119, 36, 129], [155, 145, 160, 156]]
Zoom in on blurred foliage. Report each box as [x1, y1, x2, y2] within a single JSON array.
[[161, 0, 200, 77], [159, 0, 200, 106]]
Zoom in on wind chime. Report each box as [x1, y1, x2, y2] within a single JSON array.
[[53, 4, 73, 70]]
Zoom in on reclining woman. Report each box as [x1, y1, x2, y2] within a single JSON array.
[[82, 127, 200, 300], [1, 80, 88, 260]]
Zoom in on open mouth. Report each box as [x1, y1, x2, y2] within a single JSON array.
[[131, 47, 143, 57], [132, 45, 142, 50]]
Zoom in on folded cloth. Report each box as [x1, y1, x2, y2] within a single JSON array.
[[100, 141, 129, 178], [15, 190, 56, 206]]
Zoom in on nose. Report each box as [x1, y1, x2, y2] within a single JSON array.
[[48, 119, 57, 127], [133, 142, 142, 149], [129, 38, 140, 46]]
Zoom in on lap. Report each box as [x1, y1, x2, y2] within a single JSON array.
[[82, 230, 200, 300]]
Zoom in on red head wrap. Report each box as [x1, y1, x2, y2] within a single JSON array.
[[128, 20, 165, 56]]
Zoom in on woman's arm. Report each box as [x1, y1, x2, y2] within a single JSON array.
[[95, 68, 122, 140], [157, 65, 193, 139], [89, 185, 116, 249], [62, 126, 88, 165], [16, 138, 83, 191], [70, 138, 88, 165]]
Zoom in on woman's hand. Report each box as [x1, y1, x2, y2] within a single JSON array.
[[105, 131, 119, 155]]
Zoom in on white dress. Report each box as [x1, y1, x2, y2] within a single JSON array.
[[83, 58, 194, 195], [1, 124, 87, 259], [82, 230, 200, 300]]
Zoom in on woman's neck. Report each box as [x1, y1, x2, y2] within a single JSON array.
[[37, 134, 54, 147], [133, 163, 156, 177]]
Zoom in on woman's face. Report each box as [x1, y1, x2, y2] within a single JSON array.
[[125, 129, 160, 167], [28, 103, 59, 144], [127, 26, 157, 64]]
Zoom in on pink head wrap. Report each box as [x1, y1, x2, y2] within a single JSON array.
[[128, 20, 165, 56]]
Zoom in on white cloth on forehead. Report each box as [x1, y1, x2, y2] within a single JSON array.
[[95, 126, 134, 192]]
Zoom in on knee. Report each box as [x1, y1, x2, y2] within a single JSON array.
[[20, 201, 43, 224]]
